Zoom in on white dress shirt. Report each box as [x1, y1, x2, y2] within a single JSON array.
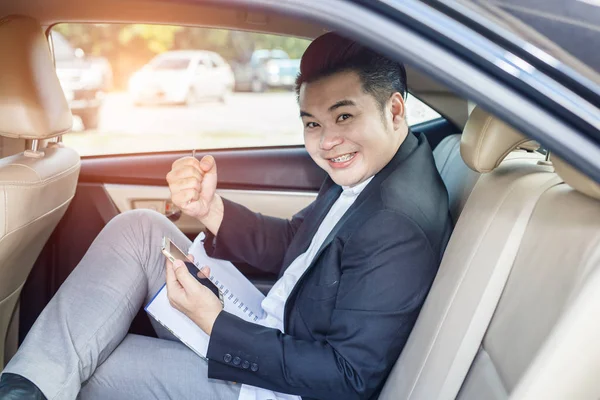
[[238, 176, 373, 400]]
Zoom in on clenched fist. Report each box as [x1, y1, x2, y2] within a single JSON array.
[[166, 155, 224, 234]]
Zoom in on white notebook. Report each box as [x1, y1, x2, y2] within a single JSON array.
[[145, 233, 267, 359]]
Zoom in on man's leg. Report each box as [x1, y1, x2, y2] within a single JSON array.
[[2, 209, 194, 399], [77, 334, 240, 400]]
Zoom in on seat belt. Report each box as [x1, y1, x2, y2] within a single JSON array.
[[439, 175, 563, 400]]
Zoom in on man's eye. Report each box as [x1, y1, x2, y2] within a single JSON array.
[[337, 114, 352, 122], [305, 122, 319, 129]]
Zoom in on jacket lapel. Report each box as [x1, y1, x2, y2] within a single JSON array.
[[278, 182, 342, 277], [282, 132, 421, 330]]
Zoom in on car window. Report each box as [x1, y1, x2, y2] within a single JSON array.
[[50, 31, 76, 61], [51, 23, 442, 157], [211, 55, 225, 67], [150, 57, 191, 70]]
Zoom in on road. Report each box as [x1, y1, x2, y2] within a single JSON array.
[[63, 91, 439, 156]]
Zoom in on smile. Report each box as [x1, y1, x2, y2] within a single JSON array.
[[329, 153, 356, 163]]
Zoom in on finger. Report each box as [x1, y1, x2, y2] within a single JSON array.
[[197, 266, 211, 280], [171, 176, 202, 193], [199, 155, 216, 174], [172, 189, 200, 206], [198, 158, 218, 207], [174, 165, 204, 180], [167, 174, 202, 195], [173, 260, 201, 292], [172, 156, 203, 173], [187, 254, 195, 263], [165, 260, 183, 294]]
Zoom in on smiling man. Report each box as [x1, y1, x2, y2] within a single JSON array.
[[0, 33, 452, 400]]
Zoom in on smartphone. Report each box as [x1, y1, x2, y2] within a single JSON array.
[[161, 237, 222, 300], [161, 236, 192, 265]]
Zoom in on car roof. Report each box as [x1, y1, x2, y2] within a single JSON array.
[[453, 0, 600, 88]]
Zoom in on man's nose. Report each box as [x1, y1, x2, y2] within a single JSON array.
[[319, 128, 344, 150]]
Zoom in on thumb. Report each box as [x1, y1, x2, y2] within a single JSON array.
[[199, 155, 216, 174], [198, 156, 217, 207], [173, 260, 199, 291]]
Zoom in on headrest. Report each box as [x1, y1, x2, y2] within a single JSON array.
[[0, 16, 72, 140], [517, 140, 540, 152], [552, 156, 600, 200], [460, 106, 530, 173]]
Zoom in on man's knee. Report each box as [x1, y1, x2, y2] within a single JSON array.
[[105, 209, 172, 239]]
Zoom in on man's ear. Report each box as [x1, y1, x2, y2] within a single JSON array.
[[389, 92, 406, 130]]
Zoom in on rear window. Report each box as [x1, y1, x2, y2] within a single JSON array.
[[150, 58, 191, 70]]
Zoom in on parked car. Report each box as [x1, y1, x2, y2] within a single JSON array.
[[51, 31, 107, 130], [233, 49, 300, 92], [128, 50, 235, 105]]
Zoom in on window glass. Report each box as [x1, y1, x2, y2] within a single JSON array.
[[150, 57, 191, 70], [52, 24, 442, 157]]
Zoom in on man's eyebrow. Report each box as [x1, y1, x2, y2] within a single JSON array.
[[329, 99, 356, 112], [300, 100, 356, 118]]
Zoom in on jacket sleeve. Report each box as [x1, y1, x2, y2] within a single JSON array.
[[206, 210, 438, 400], [203, 197, 315, 274]]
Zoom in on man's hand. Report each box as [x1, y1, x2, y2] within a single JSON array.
[[165, 255, 223, 335], [166, 155, 224, 235]]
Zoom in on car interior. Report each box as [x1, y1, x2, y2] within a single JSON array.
[[0, 1, 599, 399]]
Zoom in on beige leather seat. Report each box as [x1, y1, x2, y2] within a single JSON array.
[[380, 107, 600, 399], [432, 134, 479, 224], [0, 15, 80, 367], [432, 114, 542, 225]]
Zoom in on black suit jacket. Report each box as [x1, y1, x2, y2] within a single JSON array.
[[204, 132, 452, 400]]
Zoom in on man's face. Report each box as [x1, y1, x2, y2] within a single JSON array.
[[299, 71, 408, 187]]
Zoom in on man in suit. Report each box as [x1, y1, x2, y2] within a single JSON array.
[[0, 33, 451, 400]]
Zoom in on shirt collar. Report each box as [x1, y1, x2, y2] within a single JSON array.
[[342, 176, 374, 197]]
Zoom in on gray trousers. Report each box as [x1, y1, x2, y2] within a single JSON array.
[[2, 209, 241, 400]]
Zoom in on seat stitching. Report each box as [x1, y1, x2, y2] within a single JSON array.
[[0, 162, 80, 187], [3, 163, 42, 180]]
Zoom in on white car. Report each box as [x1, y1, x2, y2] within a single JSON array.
[[128, 50, 235, 105]]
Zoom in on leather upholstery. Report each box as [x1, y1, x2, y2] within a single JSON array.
[[461, 180, 600, 399], [380, 154, 551, 400], [381, 107, 600, 399], [0, 16, 80, 367], [552, 156, 600, 200], [0, 15, 72, 140], [433, 134, 479, 224], [460, 107, 529, 173], [517, 140, 540, 152]]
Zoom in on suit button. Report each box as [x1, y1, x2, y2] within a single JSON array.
[[251, 363, 259, 372], [233, 356, 241, 366], [223, 354, 232, 363], [242, 360, 250, 369]]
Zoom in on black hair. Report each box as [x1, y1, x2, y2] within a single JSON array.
[[295, 33, 407, 111]]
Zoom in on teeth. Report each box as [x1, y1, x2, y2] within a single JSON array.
[[331, 153, 355, 163]]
